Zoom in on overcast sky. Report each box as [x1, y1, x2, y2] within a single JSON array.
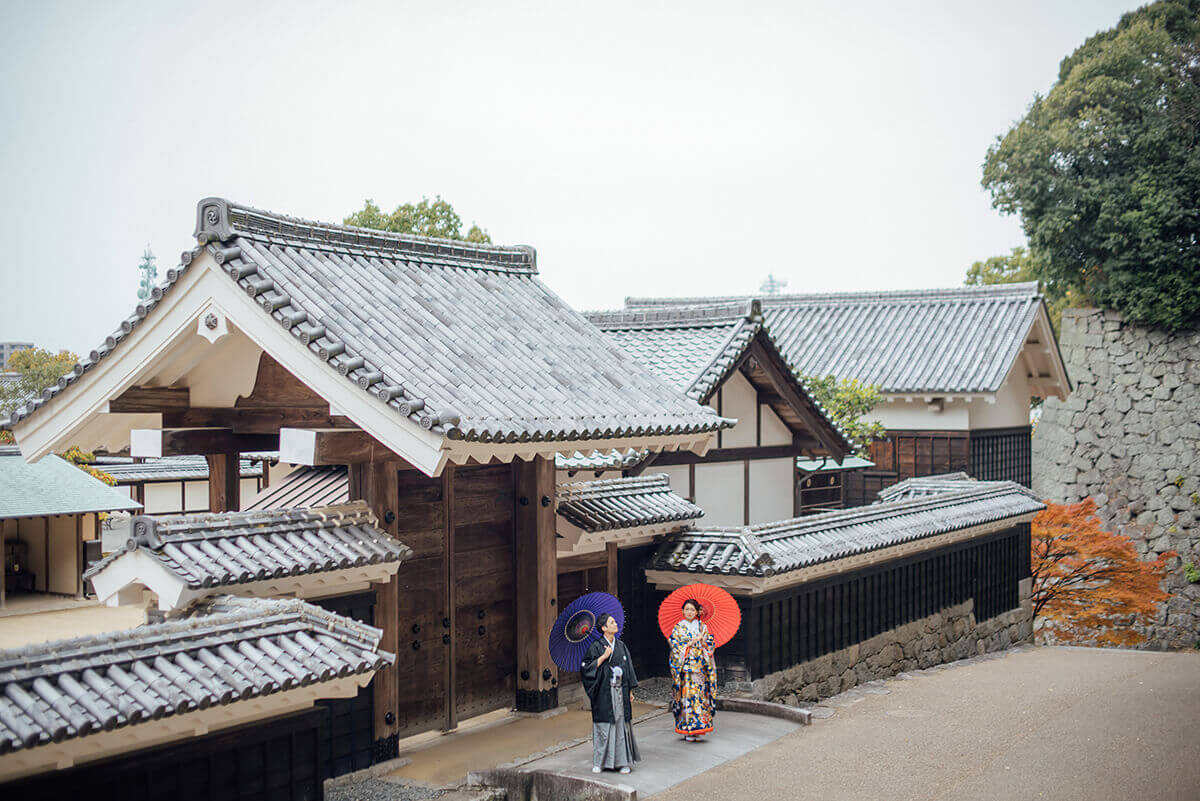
[[1, 0, 1141, 355]]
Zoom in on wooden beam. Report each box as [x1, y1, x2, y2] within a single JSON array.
[[130, 427, 277, 458], [165, 406, 355, 434], [513, 456, 558, 713], [106, 386, 191, 413], [75, 514, 83, 598], [650, 442, 819, 467], [206, 452, 240, 512], [279, 427, 403, 466]]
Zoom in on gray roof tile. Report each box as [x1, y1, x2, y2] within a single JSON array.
[[243, 465, 350, 510], [0, 595, 393, 754], [84, 501, 410, 589], [10, 199, 731, 445], [94, 455, 263, 483], [586, 301, 852, 455], [876, 473, 978, 502], [624, 284, 1054, 394], [648, 481, 1044, 577], [556, 474, 703, 532], [554, 449, 648, 473]]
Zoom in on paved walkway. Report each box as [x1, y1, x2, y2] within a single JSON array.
[[522, 709, 802, 798], [652, 646, 1200, 801]]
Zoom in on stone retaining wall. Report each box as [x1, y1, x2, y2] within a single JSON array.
[[748, 582, 1032, 705], [1033, 308, 1200, 649]]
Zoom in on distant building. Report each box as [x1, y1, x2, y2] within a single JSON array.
[[0, 342, 33, 368]]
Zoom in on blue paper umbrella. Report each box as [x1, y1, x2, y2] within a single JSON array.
[[547, 591, 625, 672]]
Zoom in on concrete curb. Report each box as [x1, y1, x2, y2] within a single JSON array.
[[716, 696, 813, 725], [469, 767, 637, 801]]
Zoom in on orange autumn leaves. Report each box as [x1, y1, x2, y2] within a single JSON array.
[[1032, 498, 1174, 647]]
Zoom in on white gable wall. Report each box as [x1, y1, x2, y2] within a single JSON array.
[[759, 403, 791, 446], [718, 370, 758, 448]]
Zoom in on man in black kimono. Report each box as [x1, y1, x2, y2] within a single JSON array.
[[581, 612, 641, 773]]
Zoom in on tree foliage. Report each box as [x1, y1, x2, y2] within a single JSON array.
[[345, 197, 491, 243], [136, 246, 158, 301], [60, 446, 116, 486], [801, 374, 887, 456], [1, 348, 78, 418], [1031, 498, 1175, 647], [982, 0, 1200, 331], [965, 247, 1072, 337]]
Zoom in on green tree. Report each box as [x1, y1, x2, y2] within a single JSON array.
[[965, 247, 1072, 336], [1, 347, 78, 419], [345, 197, 491, 243], [801, 374, 887, 456], [136, 246, 158, 301], [981, 0, 1200, 331]]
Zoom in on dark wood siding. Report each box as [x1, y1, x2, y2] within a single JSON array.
[[3, 708, 326, 801], [732, 523, 1030, 678], [969, 426, 1033, 487], [312, 592, 375, 780]]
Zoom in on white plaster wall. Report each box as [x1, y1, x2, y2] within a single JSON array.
[[749, 458, 794, 524], [759, 404, 791, 447], [720, 371, 758, 448], [16, 518, 47, 591], [269, 460, 299, 486], [656, 465, 692, 499], [184, 481, 209, 511], [969, 364, 1033, 429], [144, 482, 183, 514], [48, 516, 77, 594], [869, 398, 971, 431], [239, 478, 259, 509], [695, 462, 744, 527]]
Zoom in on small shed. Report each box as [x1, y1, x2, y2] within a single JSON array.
[[0, 445, 140, 606]]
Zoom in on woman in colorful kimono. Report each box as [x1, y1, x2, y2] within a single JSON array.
[[581, 613, 641, 774], [669, 598, 717, 741]]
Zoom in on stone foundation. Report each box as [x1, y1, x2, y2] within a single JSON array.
[[748, 585, 1032, 705], [1033, 308, 1200, 649]]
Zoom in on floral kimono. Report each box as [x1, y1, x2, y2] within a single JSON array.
[[669, 619, 717, 736]]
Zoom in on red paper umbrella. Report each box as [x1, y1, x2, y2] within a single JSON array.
[[657, 583, 741, 648]]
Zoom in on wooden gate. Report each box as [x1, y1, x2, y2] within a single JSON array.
[[391, 465, 516, 735]]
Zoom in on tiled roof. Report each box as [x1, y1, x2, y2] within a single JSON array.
[[0, 446, 141, 519], [92, 455, 263, 483], [624, 284, 1055, 395], [84, 501, 410, 590], [876, 473, 978, 502], [586, 301, 852, 456], [10, 198, 730, 446], [0, 595, 393, 754], [648, 481, 1044, 577], [796, 455, 875, 473], [243, 465, 350, 510], [556, 474, 703, 532], [554, 449, 647, 473]]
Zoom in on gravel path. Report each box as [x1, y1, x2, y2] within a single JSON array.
[[326, 778, 443, 801]]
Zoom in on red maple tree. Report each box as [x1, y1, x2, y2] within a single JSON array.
[[1031, 498, 1175, 647]]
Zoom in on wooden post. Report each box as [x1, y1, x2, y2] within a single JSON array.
[[75, 515, 83, 598], [606, 542, 618, 596], [43, 517, 49, 594], [359, 460, 402, 756], [1, 521, 7, 608], [513, 456, 557, 713], [205, 452, 240, 512], [441, 466, 457, 731]]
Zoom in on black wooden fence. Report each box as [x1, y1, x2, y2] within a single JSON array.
[[623, 524, 1030, 681], [969, 426, 1033, 488]]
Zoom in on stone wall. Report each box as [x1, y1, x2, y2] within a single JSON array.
[[1033, 308, 1200, 649], [748, 583, 1032, 705]]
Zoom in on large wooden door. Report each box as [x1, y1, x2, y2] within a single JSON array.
[[391, 465, 516, 735], [453, 465, 516, 721]]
